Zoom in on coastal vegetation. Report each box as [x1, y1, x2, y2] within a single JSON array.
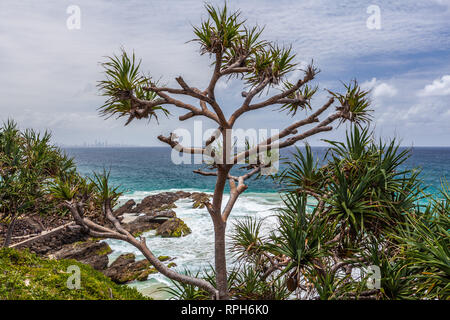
[[58, 3, 374, 299], [0, 3, 448, 301], [0, 120, 76, 247], [0, 248, 147, 300], [165, 126, 449, 300]]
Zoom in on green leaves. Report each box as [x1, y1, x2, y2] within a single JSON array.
[[393, 206, 450, 299], [0, 120, 76, 224], [244, 44, 297, 86], [277, 144, 324, 193], [98, 49, 168, 124], [230, 216, 265, 262], [192, 3, 298, 87], [193, 3, 243, 55], [162, 268, 211, 300], [319, 125, 423, 235], [330, 80, 373, 126], [279, 83, 318, 115], [269, 193, 328, 272], [47, 176, 79, 201], [90, 169, 122, 206]]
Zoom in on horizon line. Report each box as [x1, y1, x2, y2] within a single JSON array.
[[59, 145, 450, 148]]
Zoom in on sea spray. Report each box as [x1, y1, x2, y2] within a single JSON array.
[[105, 189, 283, 297]]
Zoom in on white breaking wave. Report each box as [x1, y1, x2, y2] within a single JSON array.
[[105, 189, 283, 298]]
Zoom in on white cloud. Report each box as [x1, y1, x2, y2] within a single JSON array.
[[373, 83, 398, 98], [362, 78, 398, 98], [418, 75, 450, 96], [0, 0, 449, 146]]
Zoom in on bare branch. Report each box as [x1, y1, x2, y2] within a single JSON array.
[[232, 98, 337, 164], [221, 166, 261, 222], [158, 133, 216, 158], [205, 52, 229, 126], [63, 201, 218, 298], [229, 73, 315, 126]]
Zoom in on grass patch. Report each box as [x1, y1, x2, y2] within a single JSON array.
[[0, 248, 149, 300]]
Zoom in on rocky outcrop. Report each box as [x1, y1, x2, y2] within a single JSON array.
[[123, 210, 177, 236], [102, 253, 158, 284], [156, 218, 192, 237], [49, 239, 112, 270], [113, 199, 136, 217], [114, 192, 209, 238], [131, 192, 183, 214], [115, 191, 210, 216], [5, 191, 208, 284], [11, 223, 89, 255]]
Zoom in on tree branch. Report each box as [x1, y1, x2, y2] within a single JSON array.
[[158, 133, 215, 158], [63, 200, 219, 298], [229, 73, 315, 126]]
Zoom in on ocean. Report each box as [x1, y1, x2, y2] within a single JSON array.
[[64, 146, 450, 297]]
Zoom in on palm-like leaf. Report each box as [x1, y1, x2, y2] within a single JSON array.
[[329, 81, 373, 125], [98, 50, 168, 124]]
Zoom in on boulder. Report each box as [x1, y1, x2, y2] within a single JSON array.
[[50, 239, 112, 270], [123, 210, 177, 236], [146, 209, 177, 221], [131, 191, 194, 214], [113, 199, 136, 217], [156, 218, 192, 237], [103, 253, 157, 284], [132, 192, 180, 214]]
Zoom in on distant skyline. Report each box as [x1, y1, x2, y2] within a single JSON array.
[[1, 0, 449, 146], [58, 140, 140, 148]]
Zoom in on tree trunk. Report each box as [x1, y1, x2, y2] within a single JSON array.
[[214, 219, 228, 299], [211, 166, 231, 299], [3, 215, 17, 248]]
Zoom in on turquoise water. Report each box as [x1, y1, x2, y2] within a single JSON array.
[[65, 146, 450, 196], [63, 146, 450, 297]]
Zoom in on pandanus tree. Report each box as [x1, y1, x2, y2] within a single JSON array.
[[229, 126, 448, 300], [53, 4, 372, 299], [0, 120, 76, 247]]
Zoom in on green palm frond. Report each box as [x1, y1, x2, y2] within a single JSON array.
[[161, 268, 210, 300], [192, 3, 243, 55], [98, 49, 168, 124], [230, 216, 265, 261], [329, 80, 373, 125], [90, 169, 122, 206], [277, 144, 324, 194]]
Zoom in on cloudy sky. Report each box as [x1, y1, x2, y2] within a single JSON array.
[[0, 0, 449, 146]]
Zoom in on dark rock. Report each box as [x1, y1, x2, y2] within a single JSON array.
[[12, 224, 89, 256], [156, 218, 192, 237], [113, 199, 136, 217], [131, 192, 192, 214], [103, 253, 157, 283], [109, 253, 136, 269], [175, 190, 192, 198], [146, 210, 177, 221], [123, 209, 178, 237], [50, 240, 112, 270]]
